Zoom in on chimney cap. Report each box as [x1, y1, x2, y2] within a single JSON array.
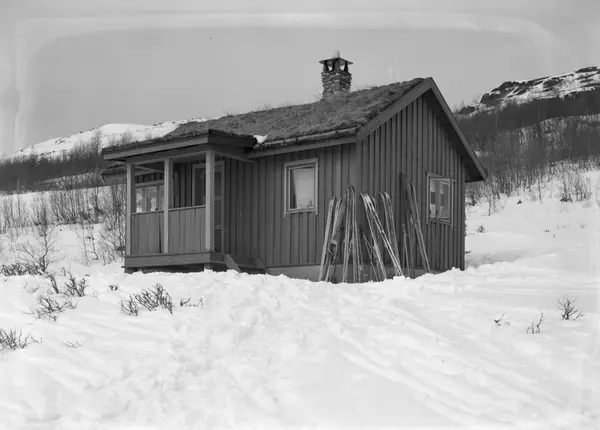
[[319, 56, 353, 66], [319, 49, 353, 65]]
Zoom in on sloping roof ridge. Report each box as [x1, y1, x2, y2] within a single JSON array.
[[164, 77, 427, 143]]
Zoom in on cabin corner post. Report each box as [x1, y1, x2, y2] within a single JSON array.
[[163, 158, 172, 254], [125, 162, 135, 256], [205, 150, 215, 259]]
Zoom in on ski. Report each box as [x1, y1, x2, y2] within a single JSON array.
[[360, 193, 388, 281], [379, 192, 403, 277], [324, 196, 347, 282], [351, 187, 363, 283], [318, 197, 337, 281], [341, 187, 354, 283]]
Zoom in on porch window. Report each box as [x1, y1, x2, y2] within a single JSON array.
[[135, 183, 164, 213], [284, 159, 318, 215], [428, 175, 452, 223]]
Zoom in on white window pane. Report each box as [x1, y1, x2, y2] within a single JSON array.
[[440, 182, 450, 218], [135, 189, 144, 213], [147, 187, 158, 211], [429, 179, 439, 218], [289, 166, 315, 210]]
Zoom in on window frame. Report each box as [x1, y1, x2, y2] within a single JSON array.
[[427, 173, 453, 225], [134, 180, 164, 214], [284, 158, 319, 216]]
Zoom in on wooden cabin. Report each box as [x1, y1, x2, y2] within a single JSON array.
[[101, 53, 486, 280]]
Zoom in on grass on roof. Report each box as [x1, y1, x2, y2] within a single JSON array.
[[166, 78, 425, 143]]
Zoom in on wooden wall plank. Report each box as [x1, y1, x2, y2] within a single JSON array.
[[355, 94, 470, 274]]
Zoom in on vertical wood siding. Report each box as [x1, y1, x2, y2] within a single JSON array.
[[130, 212, 163, 255], [356, 94, 466, 271], [168, 207, 206, 253], [224, 145, 355, 266]]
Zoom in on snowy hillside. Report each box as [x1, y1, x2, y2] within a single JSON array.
[[458, 66, 600, 116], [0, 171, 598, 428], [7, 117, 208, 160]]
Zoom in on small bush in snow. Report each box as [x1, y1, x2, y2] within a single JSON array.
[[27, 294, 77, 321], [557, 294, 584, 321], [135, 284, 173, 314], [44, 270, 89, 297], [476, 225, 485, 233], [62, 272, 89, 297], [120, 295, 140, 316], [120, 283, 173, 315], [0, 262, 42, 277], [526, 310, 545, 334], [108, 283, 120, 291], [0, 328, 40, 352]]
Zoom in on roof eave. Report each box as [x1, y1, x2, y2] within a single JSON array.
[[426, 79, 488, 182]]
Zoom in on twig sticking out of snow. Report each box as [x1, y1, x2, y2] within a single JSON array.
[[526, 310, 545, 334], [494, 313, 511, 327]]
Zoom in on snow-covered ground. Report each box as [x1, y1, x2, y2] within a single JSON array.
[[0, 175, 599, 429]]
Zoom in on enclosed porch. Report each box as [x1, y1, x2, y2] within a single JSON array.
[[103, 129, 265, 273]]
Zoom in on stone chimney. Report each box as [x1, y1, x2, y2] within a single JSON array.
[[319, 49, 353, 98]]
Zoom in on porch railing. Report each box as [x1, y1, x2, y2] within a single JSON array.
[[168, 206, 206, 253], [129, 206, 206, 255], [130, 212, 164, 255]]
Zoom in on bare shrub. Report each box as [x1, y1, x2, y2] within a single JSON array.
[[75, 222, 99, 266], [557, 164, 593, 202], [0, 262, 42, 277], [62, 272, 89, 297], [526, 310, 545, 334], [108, 283, 120, 291], [0, 328, 40, 352], [120, 296, 139, 316], [48, 180, 87, 224], [557, 294, 584, 320], [98, 183, 126, 263], [10, 196, 61, 274], [0, 192, 30, 235], [31, 193, 51, 227], [27, 294, 77, 320], [135, 284, 173, 314], [572, 171, 592, 202], [120, 283, 173, 315], [527, 168, 549, 202]]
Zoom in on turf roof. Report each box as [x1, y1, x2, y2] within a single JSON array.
[[161, 78, 425, 146]]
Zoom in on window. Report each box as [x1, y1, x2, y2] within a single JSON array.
[[135, 183, 164, 213], [428, 175, 452, 223], [284, 159, 318, 214]]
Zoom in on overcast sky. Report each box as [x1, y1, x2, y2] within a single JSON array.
[[1, 0, 599, 151]]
